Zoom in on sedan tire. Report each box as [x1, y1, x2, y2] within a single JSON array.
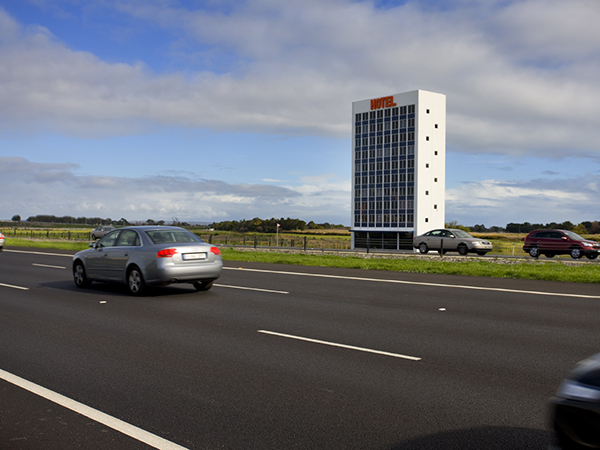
[[418, 243, 429, 254], [193, 280, 214, 291], [458, 244, 468, 256], [127, 266, 147, 296], [555, 425, 587, 450], [73, 261, 91, 288]]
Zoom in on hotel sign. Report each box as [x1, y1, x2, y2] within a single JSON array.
[[370, 96, 396, 110]]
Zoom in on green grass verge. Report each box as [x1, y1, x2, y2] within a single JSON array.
[[6, 238, 91, 251], [220, 249, 600, 284]]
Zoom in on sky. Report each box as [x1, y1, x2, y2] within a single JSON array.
[[2, 0, 600, 228]]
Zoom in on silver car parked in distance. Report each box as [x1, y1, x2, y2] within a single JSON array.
[[413, 228, 493, 256], [91, 225, 115, 240], [73, 226, 222, 295]]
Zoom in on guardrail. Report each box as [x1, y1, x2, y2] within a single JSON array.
[[1, 228, 92, 241]]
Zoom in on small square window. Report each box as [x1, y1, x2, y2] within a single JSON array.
[[434, 151, 438, 155], [425, 191, 429, 195], [426, 136, 429, 141], [434, 204, 437, 209], [425, 218, 429, 222], [426, 163, 429, 168], [434, 178, 438, 182], [435, 124, 438, 129], [426, 109, 430, 114]]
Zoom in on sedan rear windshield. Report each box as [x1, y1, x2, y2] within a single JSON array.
[[145, 230, 205, 245]]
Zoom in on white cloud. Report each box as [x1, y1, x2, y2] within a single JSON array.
[[0, 157, 350, 224], [3, 1, 600, 226], [446, 176, 600, 226], [2, 1, 600, 157]]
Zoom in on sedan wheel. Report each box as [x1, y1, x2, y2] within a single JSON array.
[[570, 248, 582, 259], [193, 280, 214, 291], [528, 247, 540, 258], [458, 244, 468, 256], [418, 243, 429, 254], [127, 267, 147, 296], [73, 261, 91, 288]]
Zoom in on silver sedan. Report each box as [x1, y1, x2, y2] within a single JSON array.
[[73, 226, 222, 295], [413, 228, 492, 256], [91, 225, 115, 240]]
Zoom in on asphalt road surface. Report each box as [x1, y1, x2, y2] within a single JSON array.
[[1, 247, 600, 449]]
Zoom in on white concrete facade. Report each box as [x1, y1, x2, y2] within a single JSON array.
[[351, 90, 446, 250]]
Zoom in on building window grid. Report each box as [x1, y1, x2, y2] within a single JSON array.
[[353, 103, 419, 227]]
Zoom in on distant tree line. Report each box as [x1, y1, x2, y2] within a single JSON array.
[[15, 214, 344, 232], [447, 221, 506, 233], [24, 215, 130, 226], [209, 217, 346, 233], [465, 221, 600, 234], [504, 221, 600, 234], [21, 215, 194, 227], [14, 214, 600, 235]]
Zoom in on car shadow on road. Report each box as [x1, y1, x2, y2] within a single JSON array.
[[39, 280, 207, 298], [388, 426, 552, 450]]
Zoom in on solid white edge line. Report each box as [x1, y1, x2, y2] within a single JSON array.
[[258, 330, 421, 361], [0, 369, 189, 450], [0, 282, 29, 290], [225, 267, 600, 299], [5, 249, 73, 257], [214, 284, 288, 294], [32, 263, 66, 269]]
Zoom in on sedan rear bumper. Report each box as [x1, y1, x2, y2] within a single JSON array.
[[144, 261, 222, 285]]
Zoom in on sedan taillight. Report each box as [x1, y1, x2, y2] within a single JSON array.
[[157, 248, 178, 258], [210, 247, 221, 256]]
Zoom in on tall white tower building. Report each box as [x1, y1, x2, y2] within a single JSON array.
[[351, 90, 446, 250]]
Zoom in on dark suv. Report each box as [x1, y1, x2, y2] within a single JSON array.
[[523, 229, 600, 259]]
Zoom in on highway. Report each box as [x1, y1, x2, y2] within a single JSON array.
[[1, 248, 600, 449]]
